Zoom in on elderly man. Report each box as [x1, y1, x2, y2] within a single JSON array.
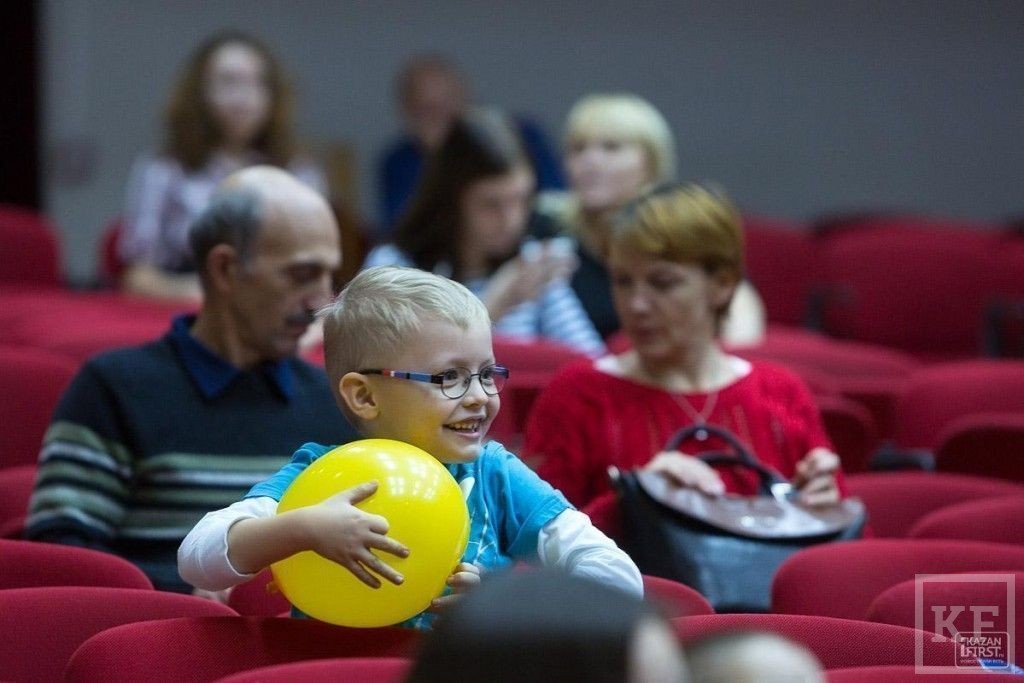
[[26, 167, 356, 592]]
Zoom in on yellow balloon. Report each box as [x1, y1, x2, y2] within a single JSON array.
[[271, 439, 470, 627]]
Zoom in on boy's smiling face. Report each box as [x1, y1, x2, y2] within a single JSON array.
[[360, 318, 499, 464]]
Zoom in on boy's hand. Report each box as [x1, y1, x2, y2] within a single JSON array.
[[430, 562, 481, 611], [298, 481, 411, 589]]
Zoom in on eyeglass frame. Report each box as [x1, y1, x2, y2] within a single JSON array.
[[358, 363, 510, 399]]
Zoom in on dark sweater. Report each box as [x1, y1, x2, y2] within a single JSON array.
[[25, 326, 357, 592]]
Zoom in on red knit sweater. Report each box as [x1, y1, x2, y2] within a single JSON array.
[[524, 358, 844, 509]]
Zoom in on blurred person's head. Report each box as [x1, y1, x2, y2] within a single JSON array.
[[396, 54, 468, 150], [395, 109, 535, 281], [608, 184, 743, 366], [406, 569, 689, 683], [565, 94, 676, 218], [165, 31, 296, 170], [190, 166, 339, 366], [686, 631, 824, 683]]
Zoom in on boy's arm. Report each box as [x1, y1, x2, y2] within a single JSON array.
[[536, 509, 644, 599], [178, 496, 277, 591], [178, 482, 410, 592]]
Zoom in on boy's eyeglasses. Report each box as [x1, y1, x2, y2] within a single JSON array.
[[359, 364, 510, 399]]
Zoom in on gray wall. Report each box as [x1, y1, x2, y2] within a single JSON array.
[[41, 0, 1024, 283]]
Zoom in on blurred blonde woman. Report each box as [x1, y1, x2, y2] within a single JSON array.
[[540, 93, 763, 345]]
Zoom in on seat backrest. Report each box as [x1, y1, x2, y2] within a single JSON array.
[[907, 495, 1024, 545], [812, 218, 1002, 357], [0, 345, 78, 467], [934, 412, 1024, 483], [65, 616, 420, 683], [98, 218, 125, 287], [641, 575, 714, 618], [772, 539, 1024, 620], [673, 613, 961, 670], [0, 465, 36, 537], [742, 216, 816, 326], [0, 586, 235, 682], [827, 665, 1011, 682], [0, 205, 62, 287], [227, 569, 290, 617], [216, 657, 413, 683], [845, 472, 1024, 538], [867, 571, 1024, 667], [895, 360, 1024, 449], [0, 539, 153, 590], [816, 394, 878, 473]]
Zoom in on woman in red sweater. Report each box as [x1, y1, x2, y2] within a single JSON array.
[[524, 184, 845, 512]]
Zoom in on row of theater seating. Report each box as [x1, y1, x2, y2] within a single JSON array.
[[3, 530, 1022, 680], [743, 213, 1024, 359], [5, 203, 1024, 359]]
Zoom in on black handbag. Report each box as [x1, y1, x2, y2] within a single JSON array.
[[611, 423, 866, 613]]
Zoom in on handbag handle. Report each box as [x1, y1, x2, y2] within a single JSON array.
[[663, 423, 790, 497]]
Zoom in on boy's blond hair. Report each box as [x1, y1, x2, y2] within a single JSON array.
[[319, 266, 491, 402]]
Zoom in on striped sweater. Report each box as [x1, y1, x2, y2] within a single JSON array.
[[25, 322, 356, 591]]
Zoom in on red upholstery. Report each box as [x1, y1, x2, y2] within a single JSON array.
[[867, 572, 1024, 666], [227, 569, 290, 617], [845, 471, 1024, 538], [0, 539, 153, 590], [65, 616, 420, 683], [894, 360, 1024, 449], [0, 205, 62, 287], [816, 394, 877, 473], [0, 464, 35, 538], [217, 657, 412, 683], [934, 412, 1024, 483], [0, 587, 235, 682], [908, 496, 1024, 545], [0, 345, 78, 467], [641, 574, 714, 618], [772, 539, 1024, 619], [742, 216, 816, 325], [827, 666, 1011, 682], [812, 218, 1002, 358], [673, 613, 962, 670], [0, 290, 194, 361]]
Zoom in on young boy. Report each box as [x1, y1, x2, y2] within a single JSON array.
[[178, 266, 642, 628]]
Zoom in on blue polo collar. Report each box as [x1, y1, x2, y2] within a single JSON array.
[[168, 315, 294, 401]]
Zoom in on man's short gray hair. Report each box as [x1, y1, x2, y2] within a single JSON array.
[[320, 266, 492, 396], [188, 188, 264, 276]]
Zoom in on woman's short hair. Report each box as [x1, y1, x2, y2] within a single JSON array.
[[565, 94, 676, 186], [319, 266, 491, 403], [394, 108, 532, 281], [164, 31, 296, 171], [612, 184, 745, 318]]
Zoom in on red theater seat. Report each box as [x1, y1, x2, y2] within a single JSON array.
[[0, 587, 235, 683], [0, 205, 62, 287], [674, 613, 963, 670], [65, 616, 419, 683], [827, 666, 1011, 682], [0, 539, 153, 590], [845, 471, 1024, 538], [934, 412, 1024, 483], [772, 539, 1024, 620], [867, 571, 1024, 667], [0, 465, 35, 538], [217, 657, 413, 683], [0, 345, 78, 467], [641, 574, 714, 618], [908, 496, 1024, 545]]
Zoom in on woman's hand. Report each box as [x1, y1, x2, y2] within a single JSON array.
[[644, 451, 726, 496], [793, 448, 841, 507], [429, 562, 482, 611], [483, 247, 577, 319]]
